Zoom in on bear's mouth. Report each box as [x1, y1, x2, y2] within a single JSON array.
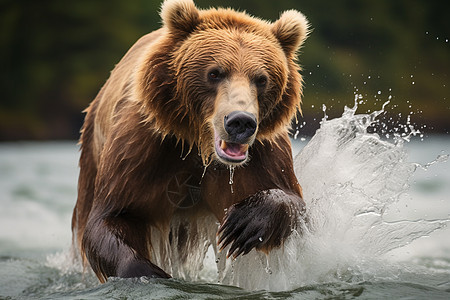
[[214, 133, 249, 164]]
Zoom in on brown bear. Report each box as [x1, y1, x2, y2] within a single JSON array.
[[72, 0, 309, 282]]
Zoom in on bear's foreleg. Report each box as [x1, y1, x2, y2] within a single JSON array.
[[82, 213, 171, 282], [217, 189, 305, 259]]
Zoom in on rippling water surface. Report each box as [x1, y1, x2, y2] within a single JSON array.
[[1, 105, 449, 299]]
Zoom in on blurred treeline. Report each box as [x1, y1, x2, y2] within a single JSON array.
[[1, 0, 449, 140]]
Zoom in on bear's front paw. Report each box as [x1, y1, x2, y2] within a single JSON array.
[[217, 189, 304, 259]]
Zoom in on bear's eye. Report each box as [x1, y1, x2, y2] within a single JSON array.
[[255, 75, 268, 88], [207, 69, 224, 83]]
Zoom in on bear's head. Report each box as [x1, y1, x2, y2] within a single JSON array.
[[136, 0, 309, 166]]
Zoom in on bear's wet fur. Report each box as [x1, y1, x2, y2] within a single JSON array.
[[72, 0, 309, 282]]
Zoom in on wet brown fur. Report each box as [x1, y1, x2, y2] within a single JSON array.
[[72, 0, 308, 282]]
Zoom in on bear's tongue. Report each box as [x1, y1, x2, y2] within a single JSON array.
[[220, 140, 249, 158]]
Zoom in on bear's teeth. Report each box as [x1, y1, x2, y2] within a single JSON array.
[[220, 140, 227, 150]]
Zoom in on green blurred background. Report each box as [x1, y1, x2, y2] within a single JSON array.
[[1, 0, 449, 140]]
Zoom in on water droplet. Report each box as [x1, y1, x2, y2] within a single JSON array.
[[229, 166, 235, 193], [229, 166, 235, 185], [322, 104, 328, 121]]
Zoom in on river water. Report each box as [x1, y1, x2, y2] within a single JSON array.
[[0, 105, 449, 299]]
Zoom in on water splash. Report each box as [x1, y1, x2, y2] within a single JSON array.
[[212, 101, 449, 291], [416, 153, 449, 171]]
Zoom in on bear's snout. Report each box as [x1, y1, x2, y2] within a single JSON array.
[[224, 111, 257, 144], [214, 110, 257, 165]]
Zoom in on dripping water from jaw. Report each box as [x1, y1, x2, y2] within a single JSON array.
[[229, 166, 235, 194]]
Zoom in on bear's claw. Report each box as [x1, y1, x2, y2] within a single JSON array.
[[218, 213, 265, 258], [217, 189, 303, 259]]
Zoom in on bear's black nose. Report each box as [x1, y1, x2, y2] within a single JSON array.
[[224, 111, 257, 143]]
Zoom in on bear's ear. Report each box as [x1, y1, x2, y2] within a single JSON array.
[[271, 10, 309, 56], [160, 0, 200, 37]]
